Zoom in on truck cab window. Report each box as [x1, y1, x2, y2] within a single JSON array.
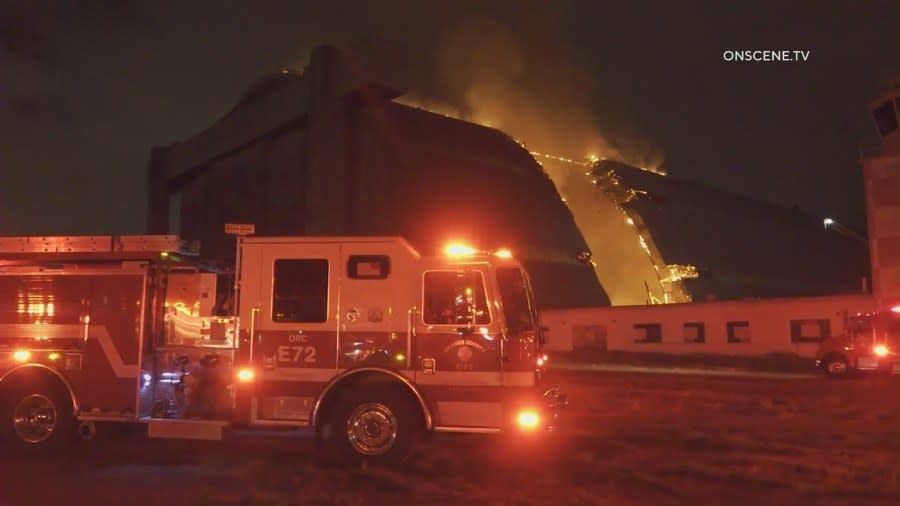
[[496, 267, 534, 334], [423, 271, 490, 325], [272, 259, 328, 322], [872, 100, 899, 136], [885, 314, 900, 346], [347, 255, 390, 279]]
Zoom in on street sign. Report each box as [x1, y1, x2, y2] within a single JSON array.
[[224, 223, 255, 236]]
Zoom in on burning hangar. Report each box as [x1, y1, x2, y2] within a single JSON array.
[[146, 45, 868, 308]]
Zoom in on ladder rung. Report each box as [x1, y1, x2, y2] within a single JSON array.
[[0, 235, 198, 255]]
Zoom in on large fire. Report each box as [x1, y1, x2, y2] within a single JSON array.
[[534, 154, 695, 305], [394, 98, 694, 304]]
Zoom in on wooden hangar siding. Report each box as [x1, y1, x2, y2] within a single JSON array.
[[146, 45, 609, 310]]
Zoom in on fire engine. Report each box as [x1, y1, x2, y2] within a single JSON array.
[[0, 231, 565, 461], [816, 308, 900, 377], [817, 80, 900, 379]]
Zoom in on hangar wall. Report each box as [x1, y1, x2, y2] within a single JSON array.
[[147, 45, 609, 308], [146, 44, 873, 309]]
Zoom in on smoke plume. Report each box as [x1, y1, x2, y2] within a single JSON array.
[[303, 2, 671, 304], [307, 1, 663, 170]]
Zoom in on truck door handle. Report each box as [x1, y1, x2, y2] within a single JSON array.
[[249, 307, 260, 361], [407, 306, 416, 368]]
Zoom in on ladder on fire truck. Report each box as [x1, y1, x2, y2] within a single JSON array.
[[0, 235, 198, 259]]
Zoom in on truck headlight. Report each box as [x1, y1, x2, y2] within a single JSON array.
[[516, 409, 540, 431], [236, 368, 255, 382]]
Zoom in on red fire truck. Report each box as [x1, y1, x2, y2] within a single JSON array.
[[816, 308, 900, 378], [0, 232, 565, 461], [817, 81, 900, 378]]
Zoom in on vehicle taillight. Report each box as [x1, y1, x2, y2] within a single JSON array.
[[13, 350, 31, 362], [874, 344, 889, 357]]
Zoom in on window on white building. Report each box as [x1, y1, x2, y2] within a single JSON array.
[[790, 319, 830, 343], [727, 321, 750, 343], [683, 322, 705, 343], [634, 323, 662, 343]]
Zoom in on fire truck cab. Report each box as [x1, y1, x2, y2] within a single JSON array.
[[822, 80, 900, 378], [816, 309, 900, 377], [0, 234, 564, 461]]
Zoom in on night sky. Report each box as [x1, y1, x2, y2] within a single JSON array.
[[1, 1, 896, 237]]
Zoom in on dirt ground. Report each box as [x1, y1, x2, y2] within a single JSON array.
[[0, 369, 897, 506]]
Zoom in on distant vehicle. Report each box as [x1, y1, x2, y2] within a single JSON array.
[[822, 79, 900, 379], [0, 231, 565, 462], [816, 309, 900, 377]]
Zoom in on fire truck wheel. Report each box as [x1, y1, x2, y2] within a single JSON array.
[[824, 355, 850, 378], [0, 379, 74, 452], [330, 387, 422, 464]]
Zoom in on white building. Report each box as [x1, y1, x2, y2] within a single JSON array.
[[541, 294, 873, 358]]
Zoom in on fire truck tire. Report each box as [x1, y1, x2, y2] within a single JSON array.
[[328, 386, 423, 464], [0, 378, 75, 453], [823, 355, 851, 378]]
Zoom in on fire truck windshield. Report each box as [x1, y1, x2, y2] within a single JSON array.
[[887, 313, 900, 346], [496, 267, 535, 334]]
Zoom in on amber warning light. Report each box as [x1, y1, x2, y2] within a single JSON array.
[[516, 410, 540, 431], [237, 368, 255, 382], [445, 243, 477, 257], [445, 243, 514, 258]]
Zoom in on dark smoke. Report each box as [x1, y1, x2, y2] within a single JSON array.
[[298, 1, 664, 169], [297, 1, 670, 304]]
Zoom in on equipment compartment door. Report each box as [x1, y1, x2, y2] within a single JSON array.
[[82, 273, 145, 419], [337, 244, 409, 371]]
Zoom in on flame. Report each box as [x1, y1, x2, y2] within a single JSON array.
[[385, 98, 678, 304]]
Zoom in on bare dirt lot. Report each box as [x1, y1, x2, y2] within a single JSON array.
[[1, 370, 897, 506]]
